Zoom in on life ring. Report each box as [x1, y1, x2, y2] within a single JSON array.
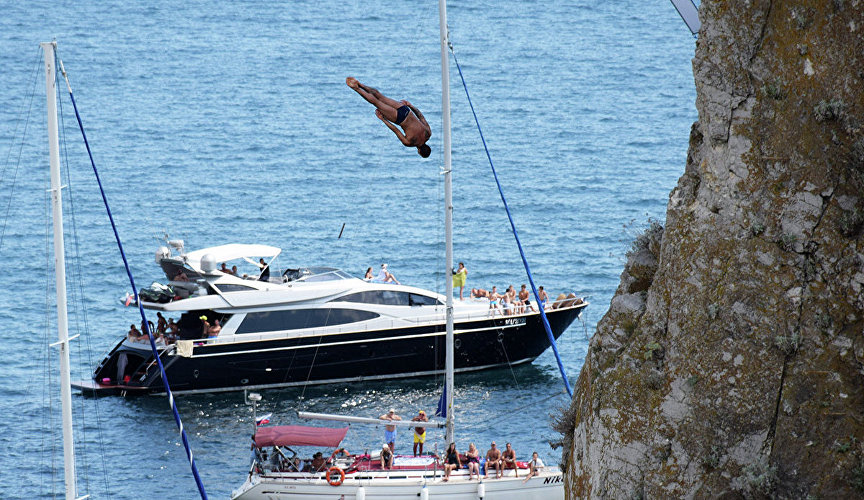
[[326, 466, 345, 486], [330, 447, 350, 461]]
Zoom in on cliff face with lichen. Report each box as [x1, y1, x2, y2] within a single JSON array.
[[561, 1, 864, 498]]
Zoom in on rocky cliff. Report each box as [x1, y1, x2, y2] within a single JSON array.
[[561, 1, 864, 498]]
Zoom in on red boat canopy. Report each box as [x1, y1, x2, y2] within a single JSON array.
[[253, 425, 349, 448]]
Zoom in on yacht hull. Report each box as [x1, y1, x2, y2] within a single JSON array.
[[75, 304, 585, 395]]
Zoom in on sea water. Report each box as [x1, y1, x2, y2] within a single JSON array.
[[0, 0, 695, 497]]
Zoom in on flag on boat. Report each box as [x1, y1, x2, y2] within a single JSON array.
[[435, 386, 446, 418], [123, 292, 133, 306], [256, 413, 272, 426]]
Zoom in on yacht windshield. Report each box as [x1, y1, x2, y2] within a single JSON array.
[[283, 267, 353, 283]]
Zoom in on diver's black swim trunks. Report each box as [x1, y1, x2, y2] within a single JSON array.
[[395, 105, 410, 125]]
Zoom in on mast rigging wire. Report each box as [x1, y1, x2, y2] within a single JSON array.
[[54, 49, 208, 499], [0, 50, 41, 254], [447, 42, 574, 397], [57, 73, 112, 497]]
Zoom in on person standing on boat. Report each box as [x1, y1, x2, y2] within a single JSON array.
[[257, 258, 270, 282], [452, 262, 467, 300], [537, 286, 549, 310], [519, 284, 535, 312], [411, 410, 428, 456], [488, 286, 502, 316], [156, 312, 168, 334], [379, 409, 401, 452], [346, 77, 432, 158]]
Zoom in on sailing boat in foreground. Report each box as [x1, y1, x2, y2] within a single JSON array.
[[230, 1, 569, 499]]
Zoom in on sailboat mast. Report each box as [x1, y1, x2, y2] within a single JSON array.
[[438, 0, 455, 446], [41, 41, 78, 500]]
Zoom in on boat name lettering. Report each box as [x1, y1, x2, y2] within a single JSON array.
[[543, 475, 563, 484], [504, 318, 526, 326]]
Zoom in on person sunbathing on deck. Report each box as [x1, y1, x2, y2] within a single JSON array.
[[346, 77, 432, 158], [377, 263, 400, 284]]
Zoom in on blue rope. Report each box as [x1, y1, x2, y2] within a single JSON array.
[[449, 47, 573, 397], [55, 54, 208, 499]]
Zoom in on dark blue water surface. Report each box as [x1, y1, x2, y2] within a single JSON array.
[[0, 1, 696, 497]]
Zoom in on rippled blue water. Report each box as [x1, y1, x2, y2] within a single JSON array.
[[0, 1, 695, 497]]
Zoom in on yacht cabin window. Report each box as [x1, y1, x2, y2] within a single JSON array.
[[330, 291, 442, 306], [235, 308, 380, 334]]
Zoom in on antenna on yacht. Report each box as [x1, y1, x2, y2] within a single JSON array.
[[248, 392, 262, 435]]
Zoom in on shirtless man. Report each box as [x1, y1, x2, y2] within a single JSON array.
[[488, 286, 502, 316], [501, 442, 518, 477], [346, 77, 432, 158], [379, 409, 402, 452], [518, 284, 536, 312], [505, 285, 522, 314], [411, 410, 428, 456], [156, 312, 168, 334], [537, 286, 549, 310], [484, 442, 502, 479]]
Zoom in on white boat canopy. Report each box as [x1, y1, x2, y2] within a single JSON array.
[[183, 244, 281, 270]]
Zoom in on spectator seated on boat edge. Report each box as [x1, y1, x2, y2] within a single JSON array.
[[376, 263, 400, 284]]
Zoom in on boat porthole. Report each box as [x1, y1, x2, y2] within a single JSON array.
[[454, 338, 461, 349], [193, 369, 199, 379], [241, 378, 249, 384]]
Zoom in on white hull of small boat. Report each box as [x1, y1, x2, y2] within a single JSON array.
[[231, 469, 563, 499]]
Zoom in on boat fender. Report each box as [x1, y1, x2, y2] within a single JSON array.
[[477, 480, 485, 499], [326, 466, 345, 486], [356, 485, 365, 500], [420, 484, 429, 500]]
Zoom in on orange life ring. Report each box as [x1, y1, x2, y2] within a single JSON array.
[[326, 466, 345, 486], [330, 447, 350, 461]]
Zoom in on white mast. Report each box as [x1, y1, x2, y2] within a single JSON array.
[[41, 41, 78, 500], [438, 0, 455, 446]]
